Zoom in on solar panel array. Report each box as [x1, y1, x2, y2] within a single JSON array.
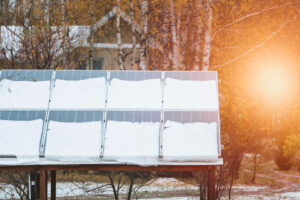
[[0, 70, 221, 165]]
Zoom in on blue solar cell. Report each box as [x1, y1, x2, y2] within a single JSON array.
[[110, 71, 161, 81], [165, 71, 217, 81], [48, 111, 103, 122], [0, 110, 46, 121], [0, 70, 53, 81], [106, 111, 161, 123], [55, 70, 107, 80], [164, 111, 218, 123]]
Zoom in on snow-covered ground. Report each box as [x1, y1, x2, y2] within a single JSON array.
[[1, 178, 299, 200]]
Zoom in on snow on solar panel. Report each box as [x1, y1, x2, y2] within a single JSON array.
[[162, 121, 218, 161], [44, 111, 102, 160], [0, 110, 45, 160], [45, 121, 101, 159], [0, 79, 50, 109], [50, 78, 106, 109], [103, 121, 160, 164], [0, 120, 42, 157], [164, 78, 218, 110], [107, 78, 162, 110]]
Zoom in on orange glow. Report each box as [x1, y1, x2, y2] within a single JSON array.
[[255, 59, 293, 104]]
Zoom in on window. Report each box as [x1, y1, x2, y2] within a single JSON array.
[[93, 58, 103, 70], [78, 60, 86, 70]]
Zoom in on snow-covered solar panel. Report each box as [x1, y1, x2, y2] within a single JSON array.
[[0, 110, 45, 159], [107, 71, 162, 110], [164, 71, 219, 110], [44, 111, 103, 160], [50, 70, 107, 109], [0, 70, 52, 109], [103, 111, 160, 164], [0, 70, 222, 166], [162, 111, 219, 161]]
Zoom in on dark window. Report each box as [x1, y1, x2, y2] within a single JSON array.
[[78, 60, 86, 70], [93, 58, 103, 70]]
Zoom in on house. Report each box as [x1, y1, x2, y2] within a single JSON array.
[[0, 6, 143, 70]]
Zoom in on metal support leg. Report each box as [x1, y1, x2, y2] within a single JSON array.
[[51, 171, 56, 200], [207, 167, 215, 200]]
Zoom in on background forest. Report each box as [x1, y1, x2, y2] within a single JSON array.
[[0, 0, 300, 199]]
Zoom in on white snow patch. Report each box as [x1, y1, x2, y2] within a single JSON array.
[[50, 78, 106, 109], [0, 79, 50, 109], [162, 121, 218, 161], [164, 78, 218, 110], [45, 121, 101, 160], [107, 79, 162, 110], [104, 121, 160, 164], [0, 120, 42, 156]]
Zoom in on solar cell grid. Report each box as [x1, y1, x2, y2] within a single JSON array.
[[55, 70, 107, 80], [0, 110, 46, 121], [165, 71, 217, 81], [0, 70, 53, 81], [48, 110, 103, 122], [110, 70, 161, 81], [106, 111, 161, 123]]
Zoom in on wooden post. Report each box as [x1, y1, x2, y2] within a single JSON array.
[[207, 167, 215, 200], [51, 171, 56, 200], [40, 169, 47, 200]]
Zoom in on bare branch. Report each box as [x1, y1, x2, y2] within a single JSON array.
[[211, 18, 296, 70], [214, 1, 300, 36]]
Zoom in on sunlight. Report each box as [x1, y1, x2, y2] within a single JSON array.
[[256, 59, 292, 103]]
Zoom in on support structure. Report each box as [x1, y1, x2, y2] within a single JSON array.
[[51, 171, 56, 200], [40, 170, 47, 200], [1, 164, 217, 200], [208, 166, 216, 200]]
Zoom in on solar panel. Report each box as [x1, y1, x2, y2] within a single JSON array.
[[0, 70, 222, 165], [163, 71, 219, 111], [103, 111, 160, 163], [51, 70, 107, 109], [0, 110, 45, 158], [162, 111, 219, 161], [107, 71, 162, 110], [0, 70, 52, 109], [43, 111, 103, 159]]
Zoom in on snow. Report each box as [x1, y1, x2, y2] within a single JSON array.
[[0, 120, 42, 157], [104, 121, 160, 164], [164, 78, 218, 110], [50, 78, 106, 109], [107, 79, 162, 110], [162, 121, 218, 161], [0, 79, 50, 109], [45, 121, 101, 160]]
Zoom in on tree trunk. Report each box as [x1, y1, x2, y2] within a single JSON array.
[[130, 0, 136, 69], [170, 0, 180, 69], [117, 0, 124, 70], [202, 0, 212, 71], [139, 0, 148, 70], [251, 153, 257, 184], [193, 0, 203, 70]]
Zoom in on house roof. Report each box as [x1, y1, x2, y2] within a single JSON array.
[[0, 70, 222, 167]]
